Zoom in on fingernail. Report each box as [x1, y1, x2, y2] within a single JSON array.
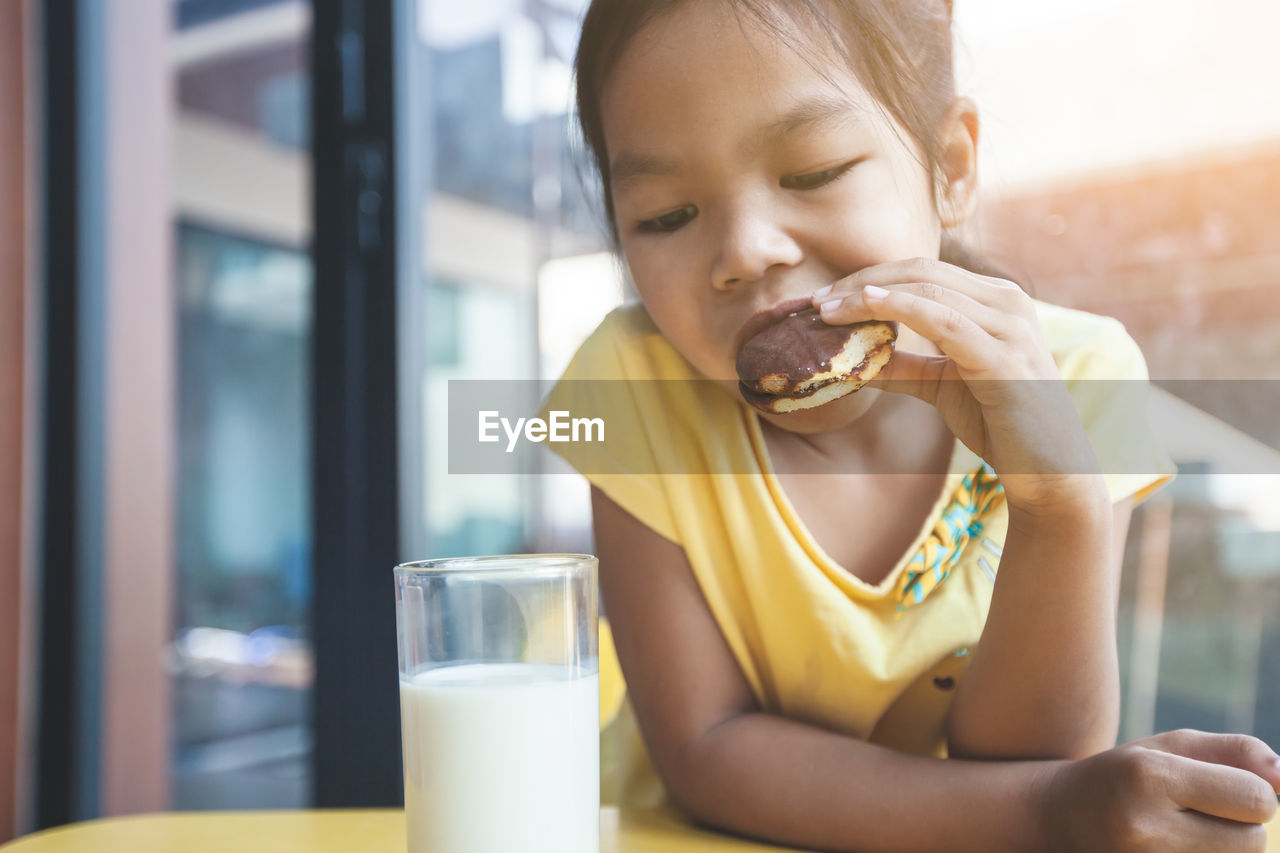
[[863, 284, 889, 301], [819, 298, 843, 314], [813, 284, 832, 299]]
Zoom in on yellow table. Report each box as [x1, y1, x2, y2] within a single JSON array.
[[3, 807, 1277, 851], [0, 808, 802, 852]]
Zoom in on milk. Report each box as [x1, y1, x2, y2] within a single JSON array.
[[399, 663, 599, 853]]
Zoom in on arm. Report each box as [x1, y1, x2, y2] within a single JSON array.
[[594, 486, 1280, 852], [810, 258, 1141, 760], [592, 485, 1053, 852], [946, 493, 1133, 761]]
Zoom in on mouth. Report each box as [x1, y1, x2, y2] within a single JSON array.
[[733, 296, 816, 354]]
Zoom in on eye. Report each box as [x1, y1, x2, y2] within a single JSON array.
[[638, 205, 697, 233], [781, 160, 858, 191]]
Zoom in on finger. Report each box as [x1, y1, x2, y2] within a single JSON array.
[[837, 285, 1000, 371], [812, 257, 1023, 312], [1145, 730, 1280, 790], [818, 281, 1014, 338], [1155, 752, 1279, 824], [1168, 809, 1272, 853]]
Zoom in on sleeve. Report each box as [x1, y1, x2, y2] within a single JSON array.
[[536, 313, 681, 544], [1060, 316, 1177, 506]]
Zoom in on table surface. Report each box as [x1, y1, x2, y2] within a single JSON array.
[[0, 808, 803, 852], [2, 807, 1277, 852]]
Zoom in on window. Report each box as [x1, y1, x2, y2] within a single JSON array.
[[171, 0, 314, 809]]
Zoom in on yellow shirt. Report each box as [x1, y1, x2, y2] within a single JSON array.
[[541, 300, 1176, 806]]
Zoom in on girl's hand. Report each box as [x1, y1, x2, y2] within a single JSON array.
[[1036, 729, 1280, 852], [813, 258, 1101, 512]]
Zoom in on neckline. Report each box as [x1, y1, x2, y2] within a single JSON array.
[[742, 403, 969, 599]]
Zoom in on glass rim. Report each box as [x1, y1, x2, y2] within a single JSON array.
[[394, 553, 596, 578]]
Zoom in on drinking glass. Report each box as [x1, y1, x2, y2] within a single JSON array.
[[394, 554, 599, 853]]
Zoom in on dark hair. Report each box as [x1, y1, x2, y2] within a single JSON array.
[[573, 0, 1012, 281]]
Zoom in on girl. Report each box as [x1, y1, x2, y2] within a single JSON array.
[[544, 0, 1280, 849]]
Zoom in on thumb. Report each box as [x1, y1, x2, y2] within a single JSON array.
[[867, 351, 951, 405]]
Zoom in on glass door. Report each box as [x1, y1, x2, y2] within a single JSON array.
[[171, 0, 314, 809], [400, 0, 619, 563]]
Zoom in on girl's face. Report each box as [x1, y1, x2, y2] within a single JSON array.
[[601, 1, 970, 433]]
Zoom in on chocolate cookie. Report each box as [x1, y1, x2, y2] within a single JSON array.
[[736, 308, 896, 413]]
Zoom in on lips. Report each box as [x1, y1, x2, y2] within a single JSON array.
[[733, 297, 817, 355]]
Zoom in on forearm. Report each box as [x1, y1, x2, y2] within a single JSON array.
[[670, 710, 1062, 853], [947, 481, 1118, 760]]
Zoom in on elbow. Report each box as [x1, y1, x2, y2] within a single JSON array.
[[659, 751, 725, 828], [666, 777, 713, 825], [657, 746, 701, 817], [658, 732, 728, 823], [656, 715, 749, 826]]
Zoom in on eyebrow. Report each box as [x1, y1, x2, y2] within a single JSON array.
[[609, 94, 860, 189]]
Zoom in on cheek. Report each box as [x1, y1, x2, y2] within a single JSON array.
[[624, 249, 686, 319], [825, 200, 939, 263], [821, 158, 942, 262], [629, 273, 735, 379], [627, 259, 697, 329], [624, 237, 708, 322]]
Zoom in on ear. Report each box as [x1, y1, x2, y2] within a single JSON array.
[[934, 97, 980, 229]]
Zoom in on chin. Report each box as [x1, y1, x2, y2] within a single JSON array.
[[750, 386, 884, 434]]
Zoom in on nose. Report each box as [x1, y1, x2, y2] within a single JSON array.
[[709, 202, 803, 291]]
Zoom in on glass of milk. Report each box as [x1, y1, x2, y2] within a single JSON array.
[[394, 554, 599, 853]]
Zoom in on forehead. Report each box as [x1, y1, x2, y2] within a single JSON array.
[[600, 1, 877, 159]]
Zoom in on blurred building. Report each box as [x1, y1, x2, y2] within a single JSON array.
[[955, 0, 1280, 746], [956, 0, 1280, 380]]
